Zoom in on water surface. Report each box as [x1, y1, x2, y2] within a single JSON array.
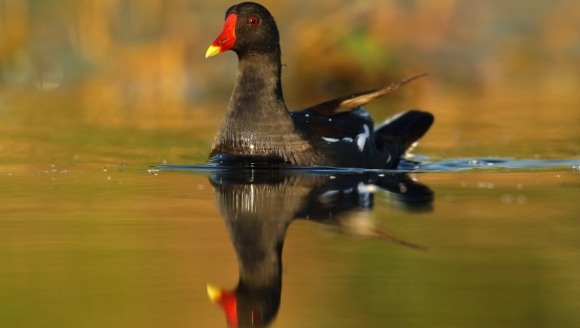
[[1, 158, 579, 327]]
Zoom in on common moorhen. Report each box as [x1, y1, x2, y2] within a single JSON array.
[[206, 2, 434, 169]]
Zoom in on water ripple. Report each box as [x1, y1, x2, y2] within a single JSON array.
[[156, 157, 580, 174], [415, 158, 580, 172]]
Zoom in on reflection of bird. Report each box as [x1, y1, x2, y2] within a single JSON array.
[[206, 170, 433, 327], [207, 173, 316, 327], [205, 2, 433, 169]]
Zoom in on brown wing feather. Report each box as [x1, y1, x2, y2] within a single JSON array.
[[300, 73, 427, 116]]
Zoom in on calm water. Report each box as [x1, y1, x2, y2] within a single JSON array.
[[1, 156, 579, 327]]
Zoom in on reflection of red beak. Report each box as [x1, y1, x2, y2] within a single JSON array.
[[205, 14, 238, 58], [207, 284, 238, 327]]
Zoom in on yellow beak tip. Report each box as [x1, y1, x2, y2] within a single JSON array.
[[205, 45, 222, 58], [207, 284, 221, 301]]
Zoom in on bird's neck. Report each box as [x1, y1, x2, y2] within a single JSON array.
[[229, 51, 285, 115], [210, 48, 320, 164], [216, 182, 289, 289], [211, 50, 300, 159]]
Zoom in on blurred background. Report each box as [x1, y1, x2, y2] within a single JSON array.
[[0, 0, 579, 164]]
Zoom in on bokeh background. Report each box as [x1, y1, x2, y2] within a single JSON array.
[[1, 0, 579, 164]]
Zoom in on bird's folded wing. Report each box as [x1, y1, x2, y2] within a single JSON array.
[[300, 73, 427, 116]]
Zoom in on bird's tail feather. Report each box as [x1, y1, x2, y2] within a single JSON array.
[[374, 110, 434, 165]]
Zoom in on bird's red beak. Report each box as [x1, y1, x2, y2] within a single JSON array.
[[207, 284, 238, 327], [206, 14, 237, 58]]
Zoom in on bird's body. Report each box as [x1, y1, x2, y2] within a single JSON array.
[[206, 2, 433, 169]]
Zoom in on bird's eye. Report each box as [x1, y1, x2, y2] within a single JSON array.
[[247, 16, 260, 26]]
